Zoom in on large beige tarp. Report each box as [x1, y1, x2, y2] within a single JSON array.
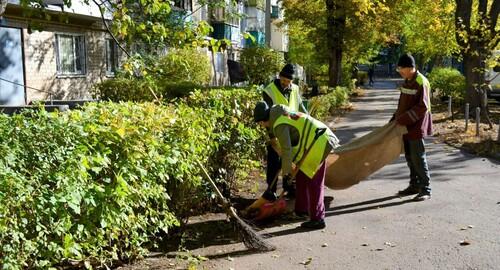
[[325, 122, 407, 190]]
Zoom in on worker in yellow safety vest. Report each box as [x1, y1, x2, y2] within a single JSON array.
[[261, 63, 308, 201], [253, 102, 339, 229]]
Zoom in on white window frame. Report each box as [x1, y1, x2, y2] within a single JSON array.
[[55, 33, 86, 76]]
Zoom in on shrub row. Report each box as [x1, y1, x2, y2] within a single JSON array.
[[428, 67, 466, 101], [0, 87, 264, 269], [308, 86, 351, 120], [0, 83, 348, 268]]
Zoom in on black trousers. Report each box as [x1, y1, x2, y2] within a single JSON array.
[[263, 144, 282, 200]]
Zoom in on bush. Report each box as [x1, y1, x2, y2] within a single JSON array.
[[92, 78, 159, 102], [154, 48, 211, 85], [308, 86, 350, 120], [183, 87, 266, 194], [0, 83, 349, 268], [0, 88, 266, 268], [428, 67, 466, 101], [93, 48, 210, 101], [93, 79, 203, 102], [0, 103, 218, 268], [240, 47, 285, 85]]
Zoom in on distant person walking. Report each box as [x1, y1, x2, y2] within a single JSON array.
[[368, 65, 375, 86]]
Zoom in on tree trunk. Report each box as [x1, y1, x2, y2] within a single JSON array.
[[463, 44, 493, 127], [325, 0, 345, 87], [463, 53, 481, 109]]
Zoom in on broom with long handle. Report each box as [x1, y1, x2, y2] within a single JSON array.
[[196, 160, 276, 251]]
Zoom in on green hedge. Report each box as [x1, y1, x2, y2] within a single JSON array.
[[184, 87, 266, 192], [0, 102, 221, 268], [0, 84, 347, 268], [0, 87, 265, 268], [93, 79, 202, 102], [239, 47, 285, 85], [94, 47, 211, 102], [428, 67, 466, 101], [308, 86, 350, 120]]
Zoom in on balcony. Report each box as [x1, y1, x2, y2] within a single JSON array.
[[211, 22, 232, 40], [245, 30, 265, 47]]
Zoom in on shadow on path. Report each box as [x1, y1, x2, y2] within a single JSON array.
[[326, 195, 416, 217]]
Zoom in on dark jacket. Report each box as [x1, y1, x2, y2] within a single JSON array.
[[395, 71, 433, 140]]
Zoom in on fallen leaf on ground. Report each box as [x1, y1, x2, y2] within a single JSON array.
[[299, 257, 313, 265], [460, 240, 471, 246]]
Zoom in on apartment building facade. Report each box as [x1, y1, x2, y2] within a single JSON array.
[[0, 0, 290, 105]]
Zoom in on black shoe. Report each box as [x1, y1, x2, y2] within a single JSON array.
[[300, 219, 326, 230], [397, 186, 420, 196], [413, 192, 431, 201]]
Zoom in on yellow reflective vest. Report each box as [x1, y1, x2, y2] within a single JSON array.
[[263, 82, 301, 112], [272, 111, 330, 178]]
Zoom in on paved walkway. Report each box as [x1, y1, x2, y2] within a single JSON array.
[[200, 79, 500, 270]]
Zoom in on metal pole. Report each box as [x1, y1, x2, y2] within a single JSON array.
[[448, 96, 452, 117], [265, 0, 271, 47], [465, 103, 469, 131], [475, 107, 481, 137]]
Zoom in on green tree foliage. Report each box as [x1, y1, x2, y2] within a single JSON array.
[[239, 47, 285, 85], [283, 0, 393, 86], [454, 0, 499, 108], [395, 0, 459, 65]]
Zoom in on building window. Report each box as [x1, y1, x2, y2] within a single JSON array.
[[105, 39, 119, 75], [173, 0, 192, 11], [55, 34, 86, 75]]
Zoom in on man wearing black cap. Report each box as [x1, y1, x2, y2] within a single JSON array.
[[261, 64, 308, 201], [393, 53, 433, 201]]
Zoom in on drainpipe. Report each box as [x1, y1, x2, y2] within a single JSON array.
[[265, 0, 271, 47]]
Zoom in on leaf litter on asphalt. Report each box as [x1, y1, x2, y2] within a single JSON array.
[[299, 257, 313, 265], [460, 240, 471, 246]]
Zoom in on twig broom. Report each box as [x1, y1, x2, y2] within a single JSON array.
[[196, 160, 276, 251]]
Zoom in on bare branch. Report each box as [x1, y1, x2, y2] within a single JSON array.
[[92, 0, 131, 58], [183, 5, 202, 20], [489, 0, 499, 38]]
